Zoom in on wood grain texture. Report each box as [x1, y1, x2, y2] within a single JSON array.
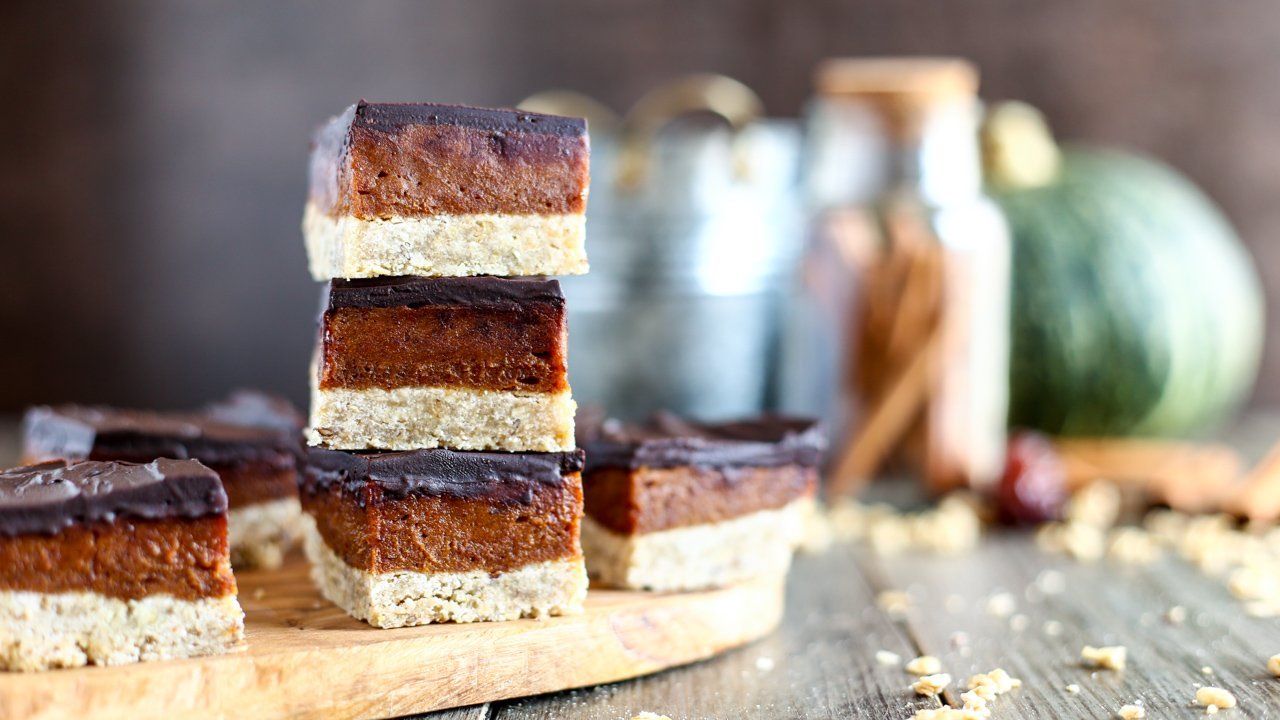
[[0, 556, 785, 720], [478, 544, 943, 720]]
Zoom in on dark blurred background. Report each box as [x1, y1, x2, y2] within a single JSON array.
[[3, 0, 1278, 411]]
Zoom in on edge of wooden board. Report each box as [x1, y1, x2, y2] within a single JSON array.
[[1, 556, 786, 720]]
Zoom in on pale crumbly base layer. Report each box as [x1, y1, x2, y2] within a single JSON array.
[[302, 518, 587, 628], [228, 497, 304, 570], [581, 497, 812, 592], [0, 591, 244, 672], [303, 202, 588, 280], [307, 383, 576, 452]]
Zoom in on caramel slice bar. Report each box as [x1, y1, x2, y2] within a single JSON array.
[[21, 391, 306, 569], [301, 447, 587, 628], [0, 459, 243, 671], [578, 413, 824, 591], [308, 276, 575, 452], [303, 101, 589, 280]]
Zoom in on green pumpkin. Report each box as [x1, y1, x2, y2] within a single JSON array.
[[984, 102, 1264, 437]]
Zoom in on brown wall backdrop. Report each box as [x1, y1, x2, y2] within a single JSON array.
[[2, 0, 1279, 410]]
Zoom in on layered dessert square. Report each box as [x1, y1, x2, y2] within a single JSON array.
[[0, 459, 243, 671], [300, 446, 587, 628], [303, 101, 590, 280], [578, 413, 824, 591], [21, 391, 306, 569], [308, 275, 575, 452]]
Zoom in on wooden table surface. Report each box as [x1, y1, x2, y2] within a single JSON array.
[[4, 419, 1280, 719], [414, 415, 1280, 720]]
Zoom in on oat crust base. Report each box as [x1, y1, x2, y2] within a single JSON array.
[[580, 498, 810, 592], [303, 202, 588, 280], [308, 382, 576, 452], [0, 591, 243, 671]]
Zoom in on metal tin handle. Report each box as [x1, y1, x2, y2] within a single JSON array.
[[617, 74, 764, 190]]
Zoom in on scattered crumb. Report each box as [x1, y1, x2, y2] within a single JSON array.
[[905, 655, 942, 676], [252, 587, 266, 600], [1038, 521, 1106, 562], [875, 650, 901, 667], [1117, 703, 1146, 719], [1081, 645, 1127, 671], [950, 631, 970, 650], [1108, 527, 1162, 564], [1195, 686, 1236, 710], [1166, 605, 1188, 624], [1044, 620, 1064, 637], [825, 495, 983, 556], [877, 590, 912, 616], [959, 690, 987, 714], [1065, 684, 1081, 694], [1067, 481, 1122, 528], [910, 673, 951, 696], [1206, 705, 1219, 715], [1202, 666, 1214, 675], [986, 592, 1017, 618], [967, 667, 1022, 698], [631, 714, 672, 720], [1035, 569, 1067, 595], [909, 709, 985, 720], [755, 656, 775, 672], [1268, 653, 1280, 677], [1010, 613, 1030, 632]]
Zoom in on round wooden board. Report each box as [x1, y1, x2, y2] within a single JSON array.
[[1, 554, 786, 720]]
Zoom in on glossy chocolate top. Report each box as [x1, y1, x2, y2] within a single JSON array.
[[22, 392, 303, 467], [325, 276, 564, 312], [352, 101, 586, 137], [0, 459, 227, 536], [303, 447, 585, 506], [579, 412, 827, 470]]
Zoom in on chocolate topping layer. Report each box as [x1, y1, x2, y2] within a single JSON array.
[[326, 276, 564, 312], [22, 397, 303, 467], [303, 447, 585, 505], [579, 412, 827, 470], [353, 102, 585, 137], [0, 459, 227, 536]]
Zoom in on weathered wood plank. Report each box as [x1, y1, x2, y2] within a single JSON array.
[[864, 534, 1280, 719], [479, 544, 940, 720]]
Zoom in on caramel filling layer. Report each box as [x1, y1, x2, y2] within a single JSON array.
[[303, 473, 583, 575], [215, 461, 300, 508], [319, 304, 568, 393], [584, 465, 817, 535], [323, 122, 588, 219], [0, 516, 236, 601]]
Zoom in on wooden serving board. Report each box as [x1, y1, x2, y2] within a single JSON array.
[[1, 555, 786, 720]]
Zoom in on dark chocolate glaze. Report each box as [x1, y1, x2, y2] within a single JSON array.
[[22, 394, 304, 468], [352, 101, 586, 137], [0, 459, 227, 536], [578, 412, 827, 470], [325, 276, 564, 312], [303, 447, 585, 507]]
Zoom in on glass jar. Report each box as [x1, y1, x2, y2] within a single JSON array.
[[779, 58, 1011, 494]]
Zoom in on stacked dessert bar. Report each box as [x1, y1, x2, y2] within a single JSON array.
[[300, 101, 591, 627]]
